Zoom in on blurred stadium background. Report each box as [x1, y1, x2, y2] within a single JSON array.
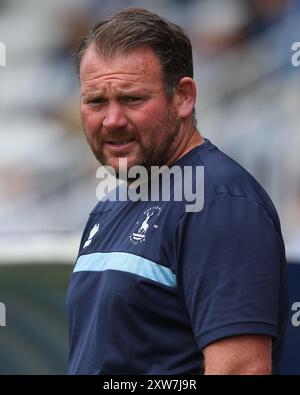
[[0, 0, 299, 374]]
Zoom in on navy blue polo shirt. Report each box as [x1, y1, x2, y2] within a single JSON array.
[[67, 139, 288, 374]]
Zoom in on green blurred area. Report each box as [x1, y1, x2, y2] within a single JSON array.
[[0, 264, 72, 374]]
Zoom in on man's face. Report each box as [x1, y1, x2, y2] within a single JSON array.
[[80, 45, 183, 174]]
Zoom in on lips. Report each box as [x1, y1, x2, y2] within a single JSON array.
[[105, 139, 136, 151], [106, 139, 134, 145]]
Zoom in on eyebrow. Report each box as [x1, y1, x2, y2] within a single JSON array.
[[82, 87, 152, 100], [81, 76, 157, 96]]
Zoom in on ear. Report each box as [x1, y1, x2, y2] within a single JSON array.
[[173, 77, 196, 119]]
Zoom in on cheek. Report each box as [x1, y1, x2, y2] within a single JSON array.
[[133, 103, 168, 133], [80, 106, 102, 133]]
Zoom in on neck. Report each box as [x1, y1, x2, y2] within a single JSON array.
[[166, 123, 204, 166]]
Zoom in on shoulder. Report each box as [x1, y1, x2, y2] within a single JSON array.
[[193, 140, 265, 197], [188, 140, 279, 219], [175, 140, 283, 236]]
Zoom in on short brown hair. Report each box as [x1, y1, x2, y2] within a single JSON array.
[[75, 8, 194, 97]]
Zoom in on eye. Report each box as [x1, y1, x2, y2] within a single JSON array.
[[122, 96, 142, 103], [87, 97, 106, 105]]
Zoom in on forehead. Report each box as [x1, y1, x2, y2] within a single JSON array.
[[80, 45, 164, 91]]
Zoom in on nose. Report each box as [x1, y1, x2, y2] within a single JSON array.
[[102, 103, 128, 129]]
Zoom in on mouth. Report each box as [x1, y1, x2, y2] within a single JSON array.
[[105, 139, 136, 151]]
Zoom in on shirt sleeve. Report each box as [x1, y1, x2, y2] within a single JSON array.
[[174, 194, 283, 351]]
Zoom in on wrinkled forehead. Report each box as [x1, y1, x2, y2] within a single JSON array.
[[80, 44, 165, 84]]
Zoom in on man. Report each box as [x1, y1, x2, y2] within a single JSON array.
[[67, 8, 288, 375]]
